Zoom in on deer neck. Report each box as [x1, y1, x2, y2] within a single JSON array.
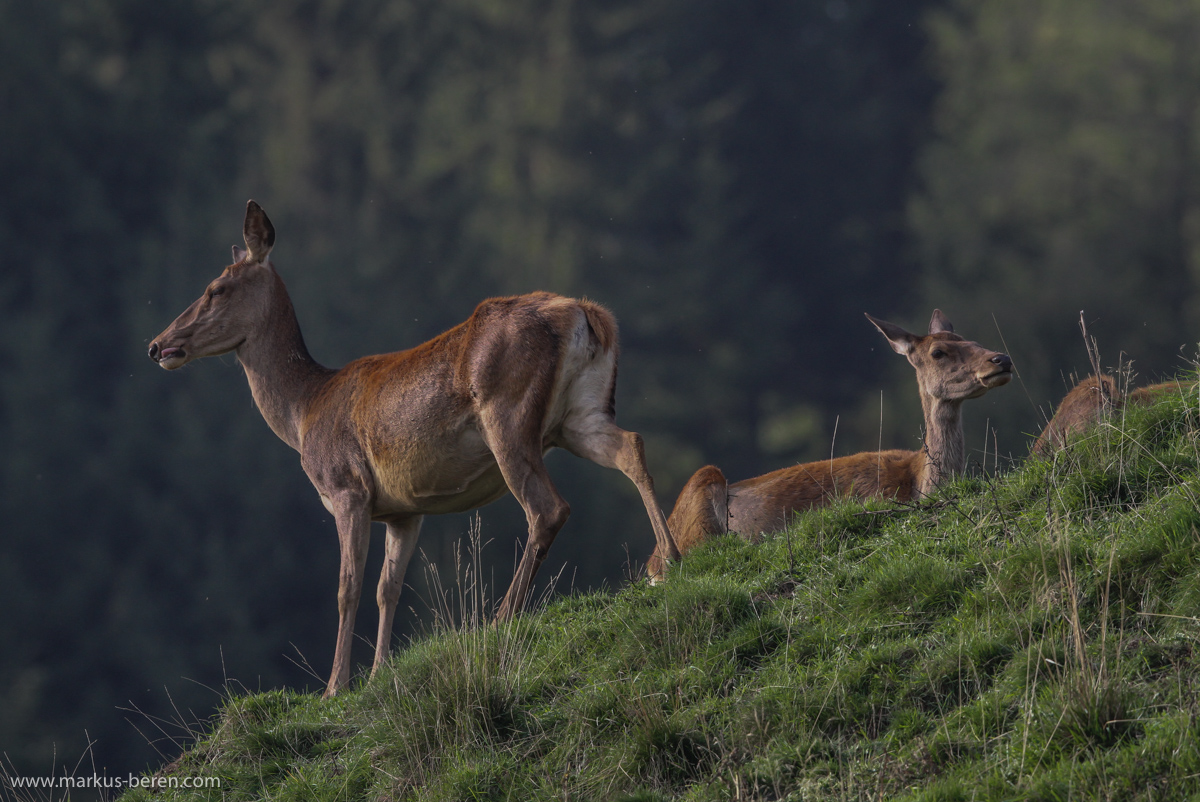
[[916, 393, 965, 496], [236, 276, 331, 451]]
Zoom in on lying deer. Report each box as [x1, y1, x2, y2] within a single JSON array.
[[646, 310, 1013, 576], [1032, 375, 1189, 456], [149, 201, 679, 696]]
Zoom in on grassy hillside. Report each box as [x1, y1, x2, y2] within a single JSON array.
[[112, 385, 1200, 801]]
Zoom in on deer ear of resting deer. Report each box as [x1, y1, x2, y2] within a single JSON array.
[[646, 310, 1014, 579], [148, 200, 679, 697], [1031, 376, 1192, 457]]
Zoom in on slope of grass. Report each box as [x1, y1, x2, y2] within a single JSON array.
[[115, 385, 1200, 801]]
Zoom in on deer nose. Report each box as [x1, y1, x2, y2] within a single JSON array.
[[991, 354, 1013, 368], [148, 342, 161, 361]]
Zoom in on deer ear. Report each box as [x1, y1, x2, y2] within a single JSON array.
[[232, 245, 249, 264], [929, 309, 954, 334], [866, 313, 916, 355], [243, 200, 276, 263]]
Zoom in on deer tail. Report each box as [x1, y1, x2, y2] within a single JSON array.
[[579, 299, 618, 355]]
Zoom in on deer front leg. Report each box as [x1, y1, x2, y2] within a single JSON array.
[[325, 499, 372, 698], [372, 516, 422, 678]]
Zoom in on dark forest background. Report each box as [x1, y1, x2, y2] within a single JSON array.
[[4, 0, 1200, 779]]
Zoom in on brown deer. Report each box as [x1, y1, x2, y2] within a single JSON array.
[[1032, 376, 1190, 456], [646, 310, 1013, 576], [148, 201, 679, 697]]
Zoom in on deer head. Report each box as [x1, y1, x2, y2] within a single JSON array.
[[866, 310, 1013, 403], [148, 201, 279, 370]]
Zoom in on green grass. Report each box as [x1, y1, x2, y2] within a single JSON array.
[[115, 386, 1200, 801]]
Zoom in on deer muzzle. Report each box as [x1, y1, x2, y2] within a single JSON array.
[[148, 341, 187, 370], [980, 353, 1014, 387]]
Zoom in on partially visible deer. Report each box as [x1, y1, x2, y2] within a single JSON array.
[[646, 311, 1013, 576], [149, 201, 679, 697], [1032, 376, 1190, 456]]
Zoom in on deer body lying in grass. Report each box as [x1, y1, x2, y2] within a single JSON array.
[[1032, 375, 1191, 456], [148, 201, 679, 697], [646, 311, 1013, 577]]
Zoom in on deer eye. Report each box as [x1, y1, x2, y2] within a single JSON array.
[[210, 285, 226, 297], [930, 348, 945, 359]]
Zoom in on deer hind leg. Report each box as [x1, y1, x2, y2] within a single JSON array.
[[372, 515, 422, 678], [326, 499, 372, 698], [560, 413, 679, 568]]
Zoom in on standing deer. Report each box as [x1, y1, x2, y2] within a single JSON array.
[[646, 310, 1013, 576], [148, 201, 679, 697]]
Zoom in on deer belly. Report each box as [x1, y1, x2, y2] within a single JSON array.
[[376, 470, 509, 517], [368, 430, 510, 516]]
